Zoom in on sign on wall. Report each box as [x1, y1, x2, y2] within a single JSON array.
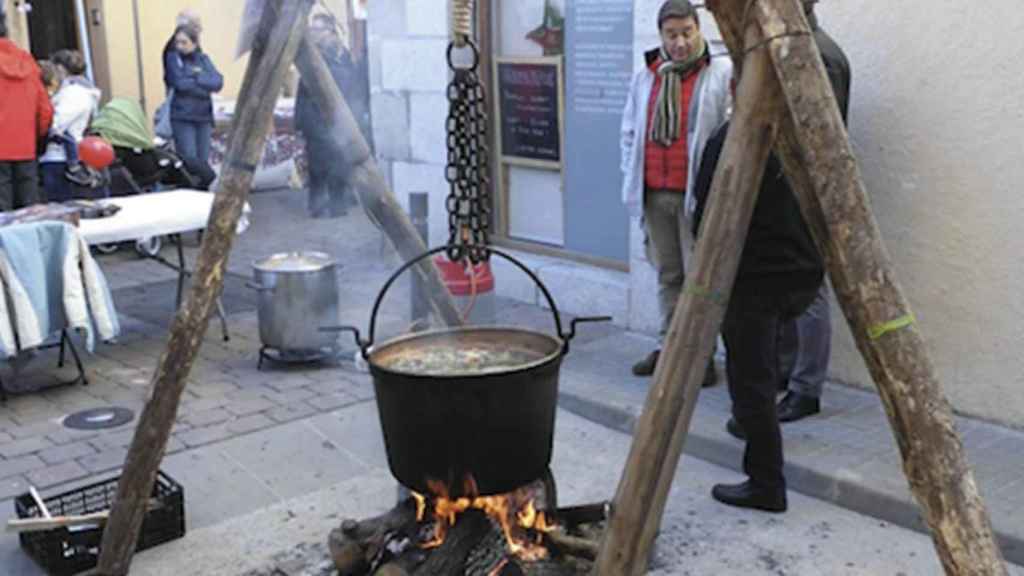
[[563, 0, 633, 262], [494, 57, 564, 168]]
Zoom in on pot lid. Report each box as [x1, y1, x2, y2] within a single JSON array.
[[253, 251, 336, 273]]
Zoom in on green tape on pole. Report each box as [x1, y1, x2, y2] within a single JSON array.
[[684, 285, 727, 306], [868, 314, 915, 340]]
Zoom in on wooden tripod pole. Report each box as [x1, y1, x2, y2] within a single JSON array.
[[708, 1, 1007, 574], [593, 20, 784, 575], [95, 1, 314, 574], [293, 40, 463, 327]]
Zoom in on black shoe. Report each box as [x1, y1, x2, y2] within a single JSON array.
[[702, 361, 717, 388], [725, 417, 745, 440], [777, 391, 821, 423], [711, 481, 787, 513], [632, 349, 660, 376]]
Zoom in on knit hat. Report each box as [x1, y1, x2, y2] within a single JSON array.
[[657, 0, 699, 29]]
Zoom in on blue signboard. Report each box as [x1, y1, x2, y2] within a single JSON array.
[[564, 0, 634, 262]]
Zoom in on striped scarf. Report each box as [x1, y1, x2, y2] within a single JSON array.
[[649, 37, 707, 147]]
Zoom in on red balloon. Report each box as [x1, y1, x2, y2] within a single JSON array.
[[78, 136, 115, 169]]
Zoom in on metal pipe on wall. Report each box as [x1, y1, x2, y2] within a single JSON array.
[[130, 0, 147, 112], [73, 0, 95, 82]]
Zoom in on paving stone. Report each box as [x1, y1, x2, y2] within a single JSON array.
[[265, 375, 320, 392], [183, 408, 234, 428], [186, 380, 241, 399], [0, 476, 29, 501], [78, 447, 130, 474], [176, 425, 234, 448], [88, 428, 139, 451], [179, 396, 229, 414], [37, 441, 98, 465], [45, 428, 100, 446], [0, 436, 55, 459], [165, 436, 187, 455], [6, 418, 63, 440], [26, 461, 91, 489], [262, 387, 319, 406], [306, 392, 362, 413], [226, 414, 276, 436], [0, 454, 46, 479], [225, 396, 277, 417], [266, 402, 320, 424]]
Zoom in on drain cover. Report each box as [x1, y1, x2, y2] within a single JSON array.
[[63, 407, 135, 430]]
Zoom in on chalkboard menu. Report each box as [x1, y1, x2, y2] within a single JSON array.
[[495, 58, 563, 166]]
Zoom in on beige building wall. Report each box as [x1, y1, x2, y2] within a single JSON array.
[[97, 0, 251, 114], [817, 1, 1024, 427], [2, 0, 30, 48], [96, 0, 351, 114]]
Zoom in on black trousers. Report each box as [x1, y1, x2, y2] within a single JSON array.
[[0, 160, 41, 212], [722, 284, 819, 491], [304, 136, 353, 217]]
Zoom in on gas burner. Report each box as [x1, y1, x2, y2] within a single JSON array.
[[257, 346, 338, 370]]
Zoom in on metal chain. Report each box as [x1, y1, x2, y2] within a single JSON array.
[[445, 41, 491, 264]]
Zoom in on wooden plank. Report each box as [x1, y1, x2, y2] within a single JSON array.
[[707, 1, 1008, 574], [94, 2, 315, 574], [593, 16, 785, 575]]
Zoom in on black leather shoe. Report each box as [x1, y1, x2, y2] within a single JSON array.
[[702, 361, 717, 388], [711, 481, 787, 513], [632, 349, 660, 376], [777, 391, 821, 423], [725, 417, 745, 440]]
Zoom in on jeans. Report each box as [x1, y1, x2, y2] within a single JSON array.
[[785, 284, 832, 398], [0, 160, 41, 211], [41, 162, 74, 203], [642, 189, 689, 342], [722, 284, 819, 490], [171, 120, 213, 166]]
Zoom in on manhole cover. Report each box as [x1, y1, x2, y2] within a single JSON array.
[[63, 407, 135, 430]]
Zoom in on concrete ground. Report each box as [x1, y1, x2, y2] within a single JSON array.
[[2, 188, 1023, 574]]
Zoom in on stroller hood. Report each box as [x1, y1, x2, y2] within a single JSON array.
[[91, 98, 155, 151]]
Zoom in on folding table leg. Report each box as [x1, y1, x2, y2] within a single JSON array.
[[216, 299, 230, 342], [61, 330, 89, 387], [174, 234, 186, 308]]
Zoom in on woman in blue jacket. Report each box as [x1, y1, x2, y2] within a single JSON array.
[[163, 24, 222, 177]]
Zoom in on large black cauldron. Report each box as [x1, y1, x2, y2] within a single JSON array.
[[327, 247, 608, 497]]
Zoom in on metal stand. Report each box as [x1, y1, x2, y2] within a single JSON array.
[[256, 346, 336, 371], [0, 330, 88, 402], [146, 233, 231, 341]]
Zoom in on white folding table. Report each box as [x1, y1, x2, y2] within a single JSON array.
[[79, 190, 234, 340]]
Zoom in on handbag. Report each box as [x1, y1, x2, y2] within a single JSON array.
[[154, 88, 175, 140]]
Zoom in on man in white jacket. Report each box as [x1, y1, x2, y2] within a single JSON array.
[[620, 0, 731, 380], [40, 50, 101, 202]]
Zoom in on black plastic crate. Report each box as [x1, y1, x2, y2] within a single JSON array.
[[14, 470, 185, 576]]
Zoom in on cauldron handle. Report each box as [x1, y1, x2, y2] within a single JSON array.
[[364, 245, 607, 356]]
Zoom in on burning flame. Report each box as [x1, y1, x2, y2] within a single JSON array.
[[412, 476, 556, 561]]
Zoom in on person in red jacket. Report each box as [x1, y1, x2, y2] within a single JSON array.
[[0, 12, 54, 211]]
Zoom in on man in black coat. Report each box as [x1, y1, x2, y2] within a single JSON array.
[[295, 14, 371, 218]]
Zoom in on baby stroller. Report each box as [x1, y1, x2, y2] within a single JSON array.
[[89, 99, 211, 255]]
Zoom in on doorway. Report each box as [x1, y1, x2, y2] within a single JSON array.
[[27, 0, 79, 60]]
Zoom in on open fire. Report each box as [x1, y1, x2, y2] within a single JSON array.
[[413, 477, 556, 562]]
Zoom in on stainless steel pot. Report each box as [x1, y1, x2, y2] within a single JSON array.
[[249, 251, 340, 354]]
